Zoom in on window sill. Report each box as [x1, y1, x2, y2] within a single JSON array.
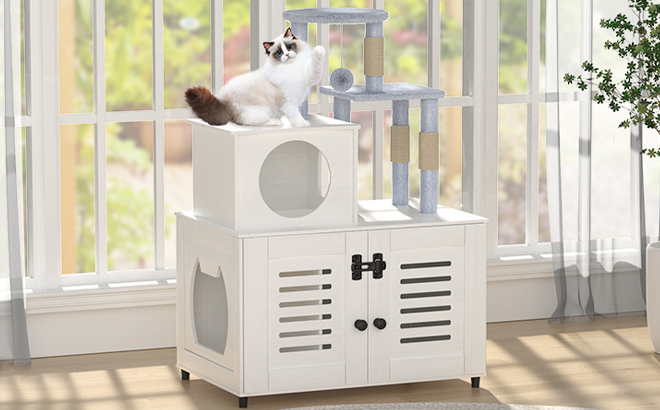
[[25, 282, 176, 314]]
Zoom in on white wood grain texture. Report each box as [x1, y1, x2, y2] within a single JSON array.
[[192, 118, 358, 231], [268, 249, 346, 372], [179, 220, 241, 392], [345, 230, 369, 386], [274, 289, 336, 304], [275, 272, 336, 289], [269, 364, 345, 392], [269, 232, 345, 259], [463, 223, 487, 376], [192, 123, 237, 228], [176, 217, 186, 368], [278, 318, 338, 334], [390, 225, 465, 250], [368, 229, 391, 384], [390, 354, 464, 382], [394, 246, 464, 276], [177, 349, 240, 396], [243, 238, 269, 394], [388, 242, 465, 369]]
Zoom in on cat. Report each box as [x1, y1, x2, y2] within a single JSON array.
[[185, 28, 325, 127]]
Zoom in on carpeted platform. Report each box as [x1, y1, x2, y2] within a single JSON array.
[[278, 403, 602, 410]]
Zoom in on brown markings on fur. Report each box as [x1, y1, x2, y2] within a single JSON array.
[[263, 41, 275, 55], [284, 27, 296, 39], [184, 86, 235, 126]]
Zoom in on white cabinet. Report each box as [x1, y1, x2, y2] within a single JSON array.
[[176, 199, 487, 406]]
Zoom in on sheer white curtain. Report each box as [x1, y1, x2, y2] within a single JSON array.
[[545, 0, 651, 322], [1, 0, 30, 365]]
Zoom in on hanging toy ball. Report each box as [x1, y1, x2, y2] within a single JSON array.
[[330, 68, 354, 92]]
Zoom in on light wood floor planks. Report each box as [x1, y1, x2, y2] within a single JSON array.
[[2, 316, 659, 410]]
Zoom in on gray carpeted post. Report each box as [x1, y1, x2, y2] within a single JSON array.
[[334, 98, 351, 123], [392, 100, 409, 206], [420, 98, 438, 214], [364, 22, 383, 93]]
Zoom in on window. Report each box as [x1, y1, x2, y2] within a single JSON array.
[[24, 0, 249, 290], [26, 0, 629, 292]]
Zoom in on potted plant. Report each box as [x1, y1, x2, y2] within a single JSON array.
[[563, 0, 659, 353]]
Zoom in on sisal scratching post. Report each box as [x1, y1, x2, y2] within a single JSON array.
[[291, 22, 310, 120], [391, 100, 409, 206], [420, 98, 439, 214], [364, 22, 384, 93], [334, 98, 351, 122]]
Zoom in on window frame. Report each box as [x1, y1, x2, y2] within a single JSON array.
[[26, 0, 625, 293]]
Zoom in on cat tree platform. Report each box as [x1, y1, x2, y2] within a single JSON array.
[[321, 84, 445, 214], [282, 8, 389, 24], [320, 83, 446, 102]]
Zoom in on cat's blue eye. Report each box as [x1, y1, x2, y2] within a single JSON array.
[[286, 44, 292, 50], [276, 50, 283, 56]]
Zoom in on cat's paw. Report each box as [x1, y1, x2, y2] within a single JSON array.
[[293, 119, 311, 127], [313, 46, 325, 60]]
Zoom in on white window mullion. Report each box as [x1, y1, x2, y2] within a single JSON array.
[[483, 0, 500, 255], [27, 0, 61, 289], [526, 0, 541, 247], [318, 0, 331, 117], [211, 0, 223, 94], [428, 0, 441, 90], [93, 0, 108, 275], [153, 0, 165, 270]]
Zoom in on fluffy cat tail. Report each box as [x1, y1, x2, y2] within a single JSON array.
[[185, 86, 234, 126]]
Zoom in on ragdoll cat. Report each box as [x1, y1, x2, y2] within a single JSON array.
[[185, 28, 325, 127]]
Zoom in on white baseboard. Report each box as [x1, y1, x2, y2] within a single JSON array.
[[26, 304, 176, 358]]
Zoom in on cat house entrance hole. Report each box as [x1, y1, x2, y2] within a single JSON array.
[[259, 141, 331, 218]]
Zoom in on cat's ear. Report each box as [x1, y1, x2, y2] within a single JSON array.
[[263, 41, 275, 55], [284, 27, 297, 39]]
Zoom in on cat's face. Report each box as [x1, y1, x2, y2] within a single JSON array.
[[263, 28, 300, 64]]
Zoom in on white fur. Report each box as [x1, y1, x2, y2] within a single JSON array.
[[217, 34, 325, 127]]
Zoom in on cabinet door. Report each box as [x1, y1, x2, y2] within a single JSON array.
[[372, 226, 466, 383], [266, 232, 355, 392]]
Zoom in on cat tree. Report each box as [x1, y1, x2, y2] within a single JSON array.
[[283, 8, 446, 214], [177, 8, 486, 408]]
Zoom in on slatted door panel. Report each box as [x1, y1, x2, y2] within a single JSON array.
[[267, 233, 348, 392], [387, 226, 466, 382]]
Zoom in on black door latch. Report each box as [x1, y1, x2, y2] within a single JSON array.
[[351, 253, 386, 280]]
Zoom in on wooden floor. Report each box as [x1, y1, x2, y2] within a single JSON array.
[[2, 316, 659, 410]]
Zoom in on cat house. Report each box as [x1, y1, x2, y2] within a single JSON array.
[[191, 114, 359, 231]]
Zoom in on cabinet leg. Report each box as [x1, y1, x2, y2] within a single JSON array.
[[471, 377, 480, 388], [181, 370, 190, 381], [238, 397, 248, 408]]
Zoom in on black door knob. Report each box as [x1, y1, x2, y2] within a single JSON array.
[[354, 319, 368, 331], [373, 318, 387, 330]]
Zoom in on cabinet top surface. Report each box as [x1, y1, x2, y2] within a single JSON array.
[[177, 198, 487, 238], [188, 114, 360, 136]]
